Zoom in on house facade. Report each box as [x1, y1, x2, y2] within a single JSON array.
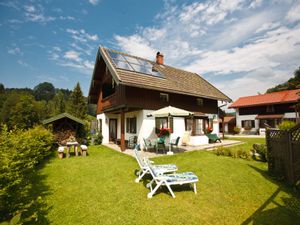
[[88, 47, 231, 150], [229, 89, 300, 134]]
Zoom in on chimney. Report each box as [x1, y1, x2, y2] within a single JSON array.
[[156, 52, 164, 65]]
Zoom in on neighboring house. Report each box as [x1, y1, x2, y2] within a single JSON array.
[[219, 116, 236, 134], [229, 89, 300, 134], [88, 47, 231, 150]]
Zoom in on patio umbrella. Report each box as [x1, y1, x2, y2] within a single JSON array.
[[147, 106, 193, 155], [147, 106, 194, 117]]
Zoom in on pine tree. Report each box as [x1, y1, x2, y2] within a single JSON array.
[[53, 90, 66, 114], [67, 82, 87, 119]]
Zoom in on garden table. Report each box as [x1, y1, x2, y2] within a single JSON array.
[[66, 141, 79, 157]]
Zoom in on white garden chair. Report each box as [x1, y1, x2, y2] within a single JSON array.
[[145, 159, 198, 198], [134, 145, 177, 183]]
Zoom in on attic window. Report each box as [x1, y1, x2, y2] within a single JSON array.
[[160, 93, 169, 103], [196, 98, 203, 106]]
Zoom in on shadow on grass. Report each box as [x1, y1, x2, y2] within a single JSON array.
[[21, 154, 54, 224], [241, 165, 300, 225]]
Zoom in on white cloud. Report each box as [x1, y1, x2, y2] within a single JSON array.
[[66, 28, 99, 43], [64, 50, 81, 62], [286, 3, 300, 23], [17, 60, 32, 68], [8, 47, 22, 55], [88, 0, 99, 5], [24, 4, 55, 23], [249, 0, 263, 9], [113, 0, 300, 103]]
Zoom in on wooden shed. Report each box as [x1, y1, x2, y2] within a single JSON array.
[[43, 113, 85, 144]]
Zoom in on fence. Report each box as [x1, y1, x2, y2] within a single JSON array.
[[266, 123, 300, 185]]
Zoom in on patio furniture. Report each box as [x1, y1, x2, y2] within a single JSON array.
[[133, 145, 177, 183], [156, 136, 166, 154], [80, 145, 88, 157], [127, 136, 137, 149], [143, 138, 154, 151], [145, 159, 198, 198], [66, 141, 79, 157], [58, 146, 64, 159], [206, 133, 221, 143], [170, 137, 180, 151]]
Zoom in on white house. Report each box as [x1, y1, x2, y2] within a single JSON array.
[[88, 47, 231, 151], [229, 89, 300, 135]]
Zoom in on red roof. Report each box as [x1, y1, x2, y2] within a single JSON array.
[[229, 89, 300, 108]]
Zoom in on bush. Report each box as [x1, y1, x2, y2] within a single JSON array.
[[278, 120, 296, 130], [233, 126, 241, 134], [215, 146, 251, 160], [94, 132, 103, 145], [0, 125, 54, 222], [252, 143, 267, 162]]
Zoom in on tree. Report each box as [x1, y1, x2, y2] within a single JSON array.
[[267, 67, 300, 93], [34, 82, 55, 102], [0, 83, 5, 94], [67, 82, 87, 119], [53, 90, 66, 114], [0, 92, 44, 129]]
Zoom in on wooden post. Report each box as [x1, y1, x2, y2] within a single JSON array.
[[222, 118, 225, 140], [120, 110, 125, 151]]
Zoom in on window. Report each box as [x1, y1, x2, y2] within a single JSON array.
[[160, 93, 169, 103], [195, 119, 204, 135], [266, 105, 275, 113], [185, 117, 208, 135], [241, 120, 255, 129], [196, 98, 203, 107], [126, 117, 137, 134], [155, 117, 173, 134]]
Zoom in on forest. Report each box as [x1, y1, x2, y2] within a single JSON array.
[[0, 82, 96, 130]]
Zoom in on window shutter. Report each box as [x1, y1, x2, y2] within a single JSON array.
[[169, 117, 174, 133], [242, 121, 245, 128], [126, 118, 129, 133], [155, 118, 160, 134], [132, 117, 137, 134], [251, 120, 255, 128]]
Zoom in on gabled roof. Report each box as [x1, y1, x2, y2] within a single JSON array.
[[42, 113, 85, 125], [88, 46, 231, 103], [229, 89, 300, 108]]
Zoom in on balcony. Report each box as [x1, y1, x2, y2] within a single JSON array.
[[101, 94, 117, 111]]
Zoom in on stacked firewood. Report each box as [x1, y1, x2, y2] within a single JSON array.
[[55, 129, 77, 145]]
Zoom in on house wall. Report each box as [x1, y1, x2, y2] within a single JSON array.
[[125, 86, 218, 114], [98, 109, 218, 147], [235, 108, 297, 134]]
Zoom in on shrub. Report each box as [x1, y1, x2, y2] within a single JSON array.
[[252, 143, 267, 162], [0, 125, 54, 222], [94, 132, 103, 145], [233, 126, 241, 134], [215, 146, 251, 160], [278, 120, 296, 130]]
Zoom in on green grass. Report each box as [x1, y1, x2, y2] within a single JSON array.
[[217, 137, 266, 156], [32, 144, 300, 225]]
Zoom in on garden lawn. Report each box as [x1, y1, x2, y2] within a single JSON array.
[[33, 145, 299, 225], [217, 137, 266, 157]]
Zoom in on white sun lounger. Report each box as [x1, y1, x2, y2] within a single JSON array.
[[145, 159, 198, 198], [134, 146, 177, 183]]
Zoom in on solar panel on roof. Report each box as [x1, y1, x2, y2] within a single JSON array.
[[107, 50, 165, 78]]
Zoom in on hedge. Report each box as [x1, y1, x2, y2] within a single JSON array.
[[0, 125, 54, 222]]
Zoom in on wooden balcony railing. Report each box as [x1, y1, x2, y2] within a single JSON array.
[[101, 94, 117, 111]]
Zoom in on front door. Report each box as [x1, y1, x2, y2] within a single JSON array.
[[109, 119, 117, 142]]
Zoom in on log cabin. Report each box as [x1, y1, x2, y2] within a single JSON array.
[[88, 46, 231, 150]]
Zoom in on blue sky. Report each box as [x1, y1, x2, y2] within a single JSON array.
[[0, 0, 300, 101]]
